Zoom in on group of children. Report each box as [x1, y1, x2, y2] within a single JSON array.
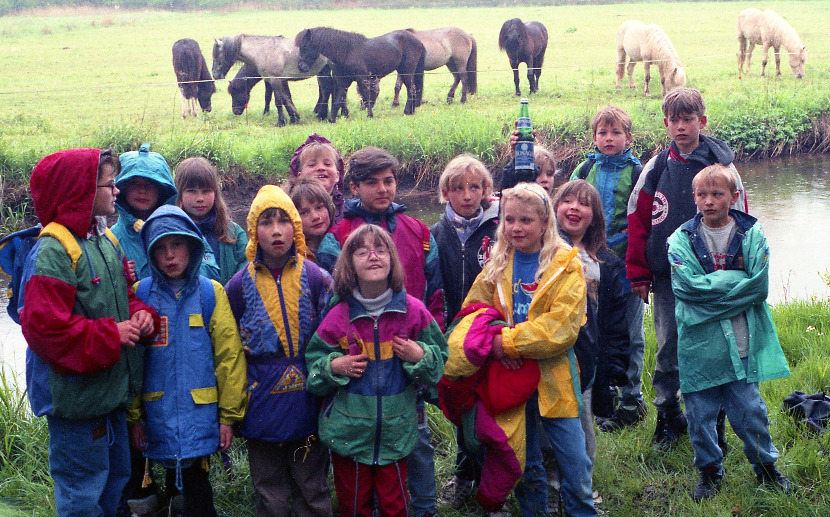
[[19, 86, 794, 517]]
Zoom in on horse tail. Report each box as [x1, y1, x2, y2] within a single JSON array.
[[415, 46, 426, 106], [466, 37, 478, 95]]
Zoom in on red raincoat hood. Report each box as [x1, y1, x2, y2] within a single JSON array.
[[31, 148, 100, 236]]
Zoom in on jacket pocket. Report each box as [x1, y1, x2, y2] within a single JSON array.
[[141, 391, 164, 402], [191, 386, 218, 405]]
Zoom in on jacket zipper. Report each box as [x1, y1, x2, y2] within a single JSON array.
[[372, 317, 382, 465], [276, 273, 295, 357]]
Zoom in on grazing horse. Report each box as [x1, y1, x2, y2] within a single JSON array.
[[392, 27, 477, 106], [212, 34, 328, 126], [737, 8, 806, 78], [498, 18, 548, 96], [172, 38, 216, 118], [295, 27, 426, 122], [615, 20, 686, 97]]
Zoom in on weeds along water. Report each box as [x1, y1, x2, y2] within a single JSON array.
[[2, 300, 830, 515]]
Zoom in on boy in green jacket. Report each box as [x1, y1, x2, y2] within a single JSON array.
[[667, 164, 792, 501]]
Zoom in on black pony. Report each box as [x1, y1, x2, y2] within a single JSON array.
[[498, 19, 548, 96], [172, 38, 216, 118], [295, 27, 425, 122]]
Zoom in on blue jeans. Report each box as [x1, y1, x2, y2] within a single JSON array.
[[619, 292, 646, 407], [652, 275, 681, 412], [515, 395, 596, 517], [407, 396, 436, 517], [47, 411, 131, 517], [684, 358, 779, 471]]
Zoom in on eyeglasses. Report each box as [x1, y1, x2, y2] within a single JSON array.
[[354, 246, 389, 260], [96, 181, 117, 193]]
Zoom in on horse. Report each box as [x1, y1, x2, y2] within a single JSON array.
[[295, 27, 426, 122], [737, 8, 806, 79], [227, 62, 347, 120], [391, 27, 477, 107], [615, 20, 686, 97], [212, 34, 329, 126], [172, 38, 216, 118], [498, 18, 548, 96]]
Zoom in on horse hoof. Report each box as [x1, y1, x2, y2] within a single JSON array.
[[446, 97, 454, 105], [276, 120, 286, 128], [391, 101, 400, 108]]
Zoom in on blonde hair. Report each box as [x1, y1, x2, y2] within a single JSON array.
[[534, 146, 557, 176], [485, 182, 561, 284], [299, 142, 341, 172], [692, 164, 736, 192], [591, 105, 633, 136], [438, 154, 493, 209], [332, 225, 405, 300], [175, 157, 236, 245]]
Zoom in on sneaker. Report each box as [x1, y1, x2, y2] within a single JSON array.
[[692, 467, 723, 501], [754, 464, 793, 494], [438, 476, 474, 509], [599, 402, 648, 432], [652, 409, 688, 449], [716, 408, 728, 458]]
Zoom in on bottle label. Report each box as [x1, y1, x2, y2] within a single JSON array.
[[515, 141, 535, 172], [517, 117, 532, 130]]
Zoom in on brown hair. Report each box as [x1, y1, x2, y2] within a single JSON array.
[[534, 146, 557, 175], [692, 164, 736, 193], [552, 180, 607, 259], [662, 87, 706, 118], [174, 157, 236, 245], [332, 224, 405, 300], [437, 154, 493, 209], [591, 105, 633, 135], [347, 146, 400, 185], [98, 149, 121, 179], [284, 176, 336, 227]]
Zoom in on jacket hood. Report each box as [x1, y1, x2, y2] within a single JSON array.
[[670, 134, 735, 167], [31, 148, 100, 236], [140, 205, 206, 282], [116, 143, 177, 213], [246, 185, 306, 262]]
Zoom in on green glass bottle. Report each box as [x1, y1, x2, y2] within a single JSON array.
[[514, 98, 535, 182]]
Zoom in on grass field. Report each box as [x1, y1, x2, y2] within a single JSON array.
[[1, 1, 830, 197]]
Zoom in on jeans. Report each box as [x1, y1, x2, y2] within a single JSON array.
[[47, 410, 131, 517], [407, 397, 436, 517], [684, 359, 779, 471], [619, 293, 646, 407], [515, 395, 596, 517], [651, 275, 681, 412]]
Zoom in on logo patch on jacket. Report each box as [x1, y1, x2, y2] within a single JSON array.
[[271, 365, 307, 393], [151, 317, 169, 347]]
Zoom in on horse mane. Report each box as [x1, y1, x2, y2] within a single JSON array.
[[499, 18, 525, 51], [763, 10, 804, 53], [222, 34, 242, 63], [304, 27, 367, 58], [646, 25, 681, 68]]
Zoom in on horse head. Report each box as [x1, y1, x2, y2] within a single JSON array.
[[667, 65, 687, 93], [197, 80, 216, 113], [790, 47, 807, 78], [499, 19, 525, 54], [227, 77, 252, 115], [212, 37, 237, 80], [295, 29, 320, 74]]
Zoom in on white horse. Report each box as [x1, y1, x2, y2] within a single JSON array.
[[737, 8, 806, 78], [615, 20, 686, 97]]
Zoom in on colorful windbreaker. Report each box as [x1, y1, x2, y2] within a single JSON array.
[[112, 144, 178, 280], [21, 148, 159, 419], [316, 199, 445, 330], [194, 215, 248, 285], [443, 246, 586, 503], [306, 290, 446, 465], [225, 185, 333, 443], [668, 210, 790, 393], [131, 205, 247, 461]]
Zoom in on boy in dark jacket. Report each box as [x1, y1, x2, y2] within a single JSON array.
[[20, 148, 159, 516], [626, 88, 747, 449]]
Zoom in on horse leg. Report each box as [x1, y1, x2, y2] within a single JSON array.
[[643, 62, 651, 96], [760, 42, 770, 77], [745, 42, 755, 75], [264, 80, 272, 115], [773, 45, 782, 76], [615, 50, 626, 88], [447, 71, 463, 104], [737, 38, 747, 77], [510, 57, 521, 96], [274, 79, 300, 124], [392, 74, 403, 108], [330, 83, 348, 123], [526, 59, 537, 94], [627, 61, 637, 90], [180, 90, 188, 119], [402, 74, 416, 115]]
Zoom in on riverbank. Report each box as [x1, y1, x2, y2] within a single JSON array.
[[2, 1, 830, 232]]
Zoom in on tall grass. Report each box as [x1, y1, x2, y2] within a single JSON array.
[[3, 298, 830, 516]]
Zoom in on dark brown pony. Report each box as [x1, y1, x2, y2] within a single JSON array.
[[172, 38, 216, 118], [498, 18, 548, 96], [295, 27, 425, 122]]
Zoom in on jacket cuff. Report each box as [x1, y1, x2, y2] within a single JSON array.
[[501, 328, 520, 359]]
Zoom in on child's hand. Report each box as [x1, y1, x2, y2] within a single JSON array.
[[392, 335, 425, 364], [508, 127, 539, 153], [331, 354, 369, 379], [631, 282, 651, 302], [117, 320, 141, 347], [491, 333, 523, 370], [127, 260, 136, 283], [129, 423, 146, 451], [219, 424, 233, 452], [131, 310, 156, 338]]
